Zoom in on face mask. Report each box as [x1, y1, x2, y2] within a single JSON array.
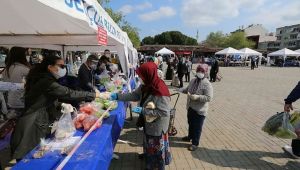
[[105, 54, 110, 58], [138, 77, 144, 85], [53, 67, 66, 79], [196, 72, 205, 79], [90, 64, 97, 70], [100, 63, 106, 70], [26, 56, 30, 62]]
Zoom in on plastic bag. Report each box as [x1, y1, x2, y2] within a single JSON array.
[[52, 104, 76, 140], [79, 103, 97, 115], [290, 110, 300, 127], [99, 70, 111, 85], [82, 115, 101, 131], [262, 112, 297, 139]]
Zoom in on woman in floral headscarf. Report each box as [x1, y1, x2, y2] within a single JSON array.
[[179, 64, 213, 151]]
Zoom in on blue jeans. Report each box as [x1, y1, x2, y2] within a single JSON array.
[[187, 108, 205, 146]]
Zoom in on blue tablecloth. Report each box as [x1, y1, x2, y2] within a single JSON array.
[[13, 101, 126, 170]]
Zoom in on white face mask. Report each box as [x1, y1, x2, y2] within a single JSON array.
[[138, 77, 144, 85], [53, 67, 66, 79], [90, 64, 97, 70], [100, 63, 106, 70], [196, 72, 205, 79], [105, 53, 110, 58], [26, 56, 30, 62]]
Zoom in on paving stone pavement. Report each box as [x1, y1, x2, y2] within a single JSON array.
[[110, 66, 300, 170]]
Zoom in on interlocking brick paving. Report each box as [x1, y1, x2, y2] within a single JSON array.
[[110, 66, 300, 170]]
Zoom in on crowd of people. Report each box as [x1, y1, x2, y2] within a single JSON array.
[[0, 47, 299, 170]]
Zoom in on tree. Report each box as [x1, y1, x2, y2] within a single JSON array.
[[122, 21, 141, 48], [225, 32, 255, 49], [142, 36, 155, 45], [205, 31, 227, 48], [98, 0, 141, 47], [144, 31, 197, 45], [205, 31, 255, 49]]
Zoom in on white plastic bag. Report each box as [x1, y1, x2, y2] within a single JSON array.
[[53, 103, 76, 140]]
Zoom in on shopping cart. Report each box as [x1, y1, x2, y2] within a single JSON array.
[[168, 93, 180, 136]]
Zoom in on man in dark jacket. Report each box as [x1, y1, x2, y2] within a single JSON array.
[[283, 81, 300, 158], [210, 58, 219, 82], [78, 55, 98, 92], [177, 57, 187, 88]]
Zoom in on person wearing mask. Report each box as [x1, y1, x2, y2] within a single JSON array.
[[210, 58, 219, 82], [151, 57, 164, 79], [2, 47, 31, 118], [178, 64, 213, 151], [282, 81, 300, 158], [78, 55, 98, 92], [157, 54, 163, 70], [185, 58, 192, 82], [108, 62, 172, 170], [176, 57, 187, 88], [10, 55, 102, 160]]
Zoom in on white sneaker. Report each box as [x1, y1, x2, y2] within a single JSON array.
[[283, 145, 300, 159]]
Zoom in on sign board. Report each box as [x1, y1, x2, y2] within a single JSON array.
[[97, 26, 107, 45]]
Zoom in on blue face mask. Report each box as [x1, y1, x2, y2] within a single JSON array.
[[53, 67, 66, 79]]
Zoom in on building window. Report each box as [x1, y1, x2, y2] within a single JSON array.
[[290, 34, 297, 39], [277, 36, 281, 40]]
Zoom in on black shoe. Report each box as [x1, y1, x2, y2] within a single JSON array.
[[188, 145, 198, 151], [182, 136, 191, 142], [138, 153, 145, 160]]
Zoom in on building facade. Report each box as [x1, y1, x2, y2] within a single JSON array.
[[276, 24, 300, 50], [233, 24, 276, 49]]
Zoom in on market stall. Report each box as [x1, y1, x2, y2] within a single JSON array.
[[215, 47, 242, 66], [0, 0, 136, 169], [0, 0, 136, 77], [155, 47, 175, 56], [267, 48, 300, 67], [239, 48, 262, 66], [12, 101, 126, 170]]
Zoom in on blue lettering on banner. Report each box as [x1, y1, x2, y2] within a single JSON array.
[[65, 0, 84, 13], [85, 4, 125, 43], [74, 0, 84, 13]]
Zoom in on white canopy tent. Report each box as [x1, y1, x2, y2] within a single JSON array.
[[295, 49, 300, 53], [267, 48, 300, 58], [239, 48, 262, 56], [215, 47, 241, 55], [155, 47, 175, 55], [0, 0, 135, 76]]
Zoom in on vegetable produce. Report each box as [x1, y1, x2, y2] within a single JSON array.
[[79, 103, 97, 115], [262, 112, 297, 139], [82, 115, 101, 131]]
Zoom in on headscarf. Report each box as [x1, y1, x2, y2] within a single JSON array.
[[189, 64, 209, 94], [136, 62, 170, 96]]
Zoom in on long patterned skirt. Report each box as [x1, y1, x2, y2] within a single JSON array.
[[144, 133, 172, 170]]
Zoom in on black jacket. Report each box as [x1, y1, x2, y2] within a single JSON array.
[[285, 81, 300, 104], [11, 73, 95, 159], [78, 63, 94, 92]]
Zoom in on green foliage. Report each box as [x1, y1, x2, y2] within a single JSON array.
[[205, 31, 255, 49], [142, 36, 155, 45], [143, 31, 198, 45], [98, 0, 141, 47]]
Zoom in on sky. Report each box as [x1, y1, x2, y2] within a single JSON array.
[[108, 0, 300, 42]]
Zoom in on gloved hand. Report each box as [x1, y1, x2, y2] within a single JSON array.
[[177, 87, 185, 93], [190, 94, 200, 100], [110, 93, 118, 100], [132, 106, 143, 114], [98, 91, 111, 100], [145, 102, 156, 109]]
